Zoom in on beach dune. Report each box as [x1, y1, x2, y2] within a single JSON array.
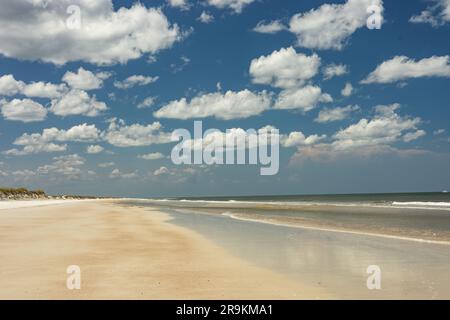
[[0, 201, 326, 299]]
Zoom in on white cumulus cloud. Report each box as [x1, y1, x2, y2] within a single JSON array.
[[249, 47, 321, 89], [0, 1, 183, 65], [253, 20, 286, 34], [281, 132, 326, 147], [137, 96, 157, 109], [323, 64, 348, 80], [206, 0, 256, 13], [0, 74, 23, 96], [403, 130, 426, 142], [86, 145, 104, 154], [104, 119, 171, 147], [0, 74, 66, 98], [50, 90, 107, 117], [98, 162, 115, 168], [362, 55, 450, 84], [37, 154, 87, 178], [332, 104, 423, 151], [63, 68, 110, 90], [154, 89, 272, 120], [410, 0, 450, 27], [198, 11, 214, 23], [289, 0, 383, 50], [167, 0, 189, 10], [291, 104, 426, 164], [274, 86, 332, 112], [4, 123, 100, 156], [1, 98, 47, 122], [114, 75, 159, 89], [341, 82, 354, 97], [138, 152, 165, 160], [110, 168, 138, 179], [315, 105, 360, 123], [153, 166, 170, 176]]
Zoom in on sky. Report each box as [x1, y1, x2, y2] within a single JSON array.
[[0, 0, 449, 198]]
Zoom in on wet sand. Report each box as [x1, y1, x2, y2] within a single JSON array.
[[0, 201, 327, 299], [143, 200, 450, 243], [164, 207, 450, 299]]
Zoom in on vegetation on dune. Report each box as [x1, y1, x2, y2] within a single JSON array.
[[0, 187, 46, 196], [0, 187, 106, 200]]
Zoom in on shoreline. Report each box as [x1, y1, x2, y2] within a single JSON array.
[[130, 199, 450, 243], [0, 200, 328, 299], [220, 212, 450, 246]]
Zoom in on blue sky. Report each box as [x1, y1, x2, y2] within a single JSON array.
[[0, 0, 449, 197]]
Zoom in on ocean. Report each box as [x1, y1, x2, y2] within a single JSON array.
[[129, 192, 450, 243]]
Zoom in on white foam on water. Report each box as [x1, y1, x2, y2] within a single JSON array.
[[392, 201, 450, 207], [221, 213, 450, 246], [134, 198, 450, 210]]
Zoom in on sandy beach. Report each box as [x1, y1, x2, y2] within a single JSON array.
[[0, 200, 327, 299]]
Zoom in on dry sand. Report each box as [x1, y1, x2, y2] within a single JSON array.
[[0, 201, 328, 299]]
